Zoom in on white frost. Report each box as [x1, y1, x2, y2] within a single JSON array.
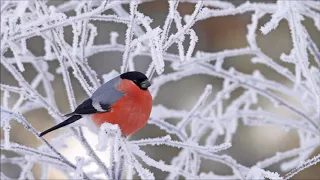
[[1, 1, 319, 180]]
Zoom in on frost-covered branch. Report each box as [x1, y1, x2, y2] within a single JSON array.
[[284, 154, 320, 179], [1, 0, 319, 179]]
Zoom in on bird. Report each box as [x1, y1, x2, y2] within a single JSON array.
[[39, 71, 152, 137]]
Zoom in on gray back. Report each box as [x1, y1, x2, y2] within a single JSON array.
[[91, 76, 124, 105]]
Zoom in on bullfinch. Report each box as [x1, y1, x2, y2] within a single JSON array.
[[39, 71, 152, 137]]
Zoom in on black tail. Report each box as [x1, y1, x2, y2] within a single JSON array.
[[39, 115, 82, 137]]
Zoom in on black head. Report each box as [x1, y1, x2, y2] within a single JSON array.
[[120, 71, 151, 90]]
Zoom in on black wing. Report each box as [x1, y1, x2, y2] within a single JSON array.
[[65, 76, 124, 116], [73, 98, 111, 115]]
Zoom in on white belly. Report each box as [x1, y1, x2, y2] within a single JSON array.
[[71, 115, 100, 134]]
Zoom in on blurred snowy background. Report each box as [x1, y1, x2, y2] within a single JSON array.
[[1, 0, 320, 179]]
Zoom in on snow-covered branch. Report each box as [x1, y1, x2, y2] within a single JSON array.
[[1, 0, 319, 179]]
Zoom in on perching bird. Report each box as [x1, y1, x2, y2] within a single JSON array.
[[39, 71, 152, 137]]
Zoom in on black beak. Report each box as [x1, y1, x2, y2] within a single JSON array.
[[140, 80, 151, 89]]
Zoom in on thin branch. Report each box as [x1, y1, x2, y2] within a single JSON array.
[[283, 154, 320, 180]]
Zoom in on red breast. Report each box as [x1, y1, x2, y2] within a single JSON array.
[[91, 79, 152, 136]]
